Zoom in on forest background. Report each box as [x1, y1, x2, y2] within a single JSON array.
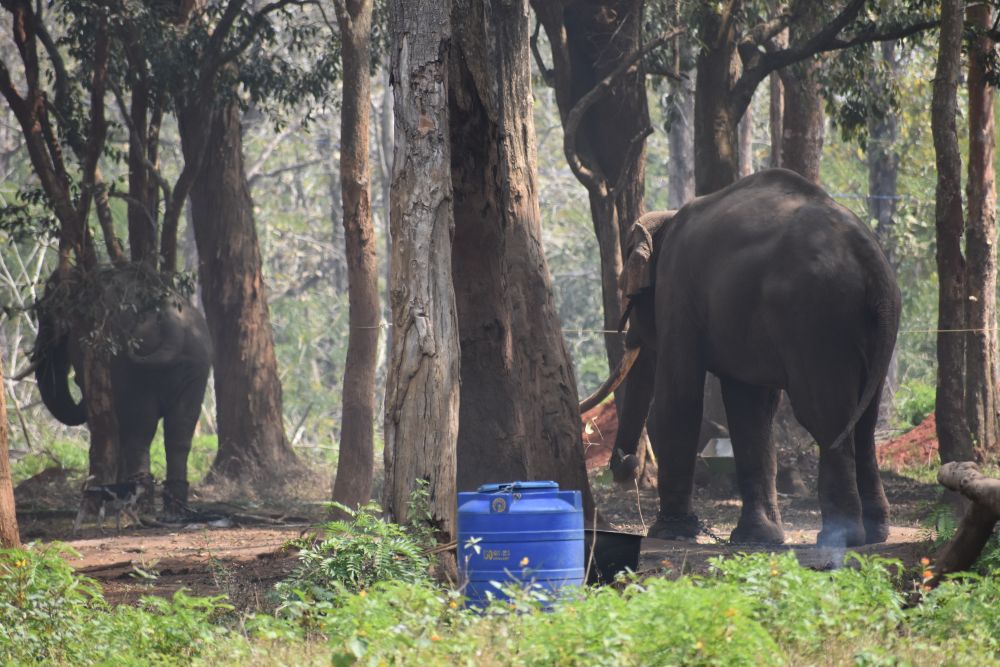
[[0, 3, 972, 494]]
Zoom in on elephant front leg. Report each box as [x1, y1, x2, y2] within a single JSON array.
[[647, 351, 706, 541], [721, 379, 785, 545]]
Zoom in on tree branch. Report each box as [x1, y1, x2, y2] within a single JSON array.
[[530, 19, 555, 88], [563, 27, 684, 196]]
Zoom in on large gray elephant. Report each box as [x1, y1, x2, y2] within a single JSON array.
[[584, 169, 900, 547], [32, 273, 212, 513]]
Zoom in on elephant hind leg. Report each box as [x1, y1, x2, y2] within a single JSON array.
[[721, 378, 784, 545], [853, 383, 890, 544], [162, 376, 208, 513], [789, 373, 866, 548]]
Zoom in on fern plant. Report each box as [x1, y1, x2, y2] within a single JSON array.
[[275, 501, 431, 606]]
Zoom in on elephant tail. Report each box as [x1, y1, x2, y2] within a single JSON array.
[[831, 282, 901, 451]]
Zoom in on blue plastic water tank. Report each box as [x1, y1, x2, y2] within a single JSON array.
[[457, 481, 583, 607]]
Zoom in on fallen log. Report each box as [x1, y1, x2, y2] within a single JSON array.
[[934, 462, 1000, 580]]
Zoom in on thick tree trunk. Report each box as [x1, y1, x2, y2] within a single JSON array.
[[779, 62, 823, 183], [693, 11, 741, 195], [384, 0, 460, 538], [964, 2, 999, 461], [181, 101, 300, 484], [0, 351, 19, 547], [933, 0, 973, 463], [331, 0, 378, 510], [780, 3, 824, 184], [81, 345, 119, 483], [450, 0, 595, 516]]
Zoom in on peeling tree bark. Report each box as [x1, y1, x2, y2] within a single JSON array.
[[384, 0, 460, 539]]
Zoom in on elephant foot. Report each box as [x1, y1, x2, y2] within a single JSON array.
[[730, 513, 785, 545], [162, 480, 190, 518], [817, 519, 866, 548], [610, 449, 641, 485], [647, 512, 699, 541], [863, 516, 890, 545]]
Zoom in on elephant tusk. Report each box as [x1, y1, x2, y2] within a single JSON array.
[[12, 358, 40, 381], [579, 346, 641, 414]]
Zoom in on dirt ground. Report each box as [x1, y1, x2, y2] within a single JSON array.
[[13, 446, 944, 612]]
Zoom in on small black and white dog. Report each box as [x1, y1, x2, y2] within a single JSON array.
[[73, 475, 149, 534]]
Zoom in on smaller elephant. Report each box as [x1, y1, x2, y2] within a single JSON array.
[[32, 272, 212, 513], [583, 169, 901, 547]]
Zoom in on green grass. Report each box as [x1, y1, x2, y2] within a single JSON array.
[[4, 534, 1000, 665], [11, 432, 219, 486]]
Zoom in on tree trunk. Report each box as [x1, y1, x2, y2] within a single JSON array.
[[331, 0, 378, 511], [965, 2, 999, 461], [769, 70, 783, 168], [0, 351, 19, 548], [450, 0, 595, 516], [868, 41, 901, 429], [667, 55, 696, 209], [933, 0, 973, 463], [738, 101, 753, 178], [384, 0, 460, 539], [693, 10, 741, 195], [181, 100, 301, 484], [779, 3, 824, 184], [533, 0, 651, 376], [81, 344, 119, 483]]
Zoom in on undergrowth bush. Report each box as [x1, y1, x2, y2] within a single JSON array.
[[275, 501, 432, 611], [6, 536, 1000, 665], [894, 379, 936, 428], [711, 552, 904, 653], [0, 544, 233, 665]]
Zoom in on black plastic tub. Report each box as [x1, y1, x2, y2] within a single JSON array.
[[584, 529, 643, 585]]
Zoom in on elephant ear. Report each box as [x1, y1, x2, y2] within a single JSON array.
[[620, 211, 675, 298]]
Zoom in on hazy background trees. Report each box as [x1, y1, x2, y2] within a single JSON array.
[[1, 1, 998, 528]]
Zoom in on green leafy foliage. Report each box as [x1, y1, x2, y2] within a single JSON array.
[[0, 544, 232, 665], [710, 552, 904, 654], [0, 544, 104, 664], [275, 502, 431, 609], [6, 542, 1000, 665], [895, 379, 936, 428]]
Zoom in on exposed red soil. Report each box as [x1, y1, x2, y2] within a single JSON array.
[[877, 413, 939, 470], [581, 400, 617, 470], [582, 402, 941, 473]]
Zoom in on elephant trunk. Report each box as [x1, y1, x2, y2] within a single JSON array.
[[33, 323, 88, 426], [579, 346, 640, 414]]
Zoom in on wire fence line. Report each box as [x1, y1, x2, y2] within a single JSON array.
[[353, 323, 998, 336]]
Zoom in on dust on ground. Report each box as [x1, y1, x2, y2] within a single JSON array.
[[14, 421, 946, 610]]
